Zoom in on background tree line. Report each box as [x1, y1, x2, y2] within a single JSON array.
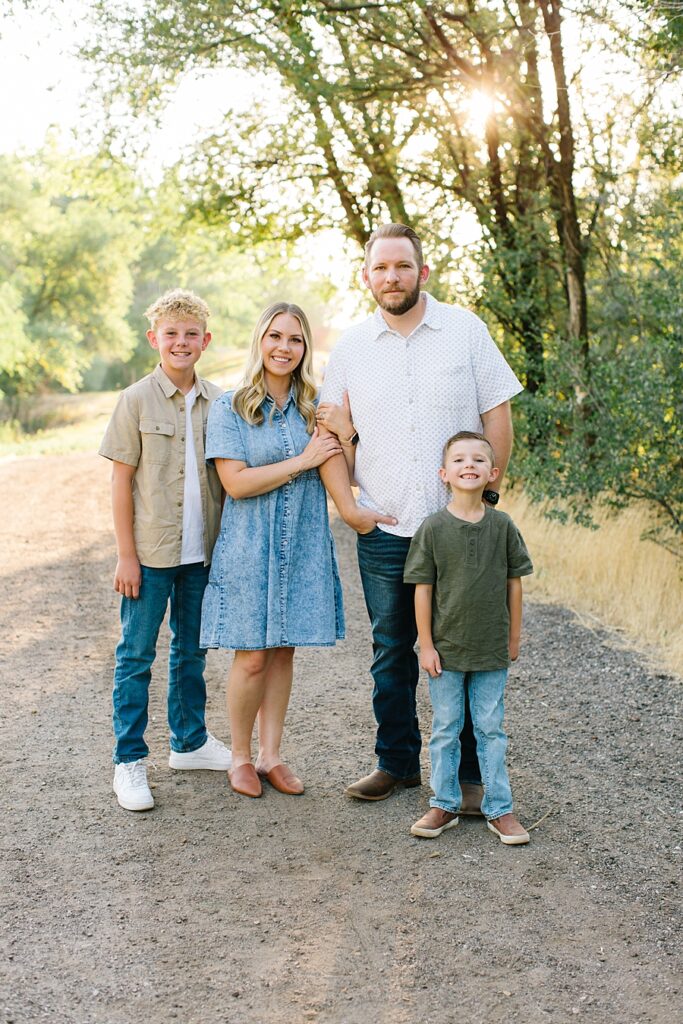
[[2, 0, 681, 550]]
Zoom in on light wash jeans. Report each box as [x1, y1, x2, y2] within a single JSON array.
[[428, 668, 513, 820], [112, 562, 209, 764], [356, 528, 480, 783]]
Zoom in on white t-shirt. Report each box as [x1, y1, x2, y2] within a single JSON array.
[[320, 293, 523, 537], [180, 386, 206, 564]]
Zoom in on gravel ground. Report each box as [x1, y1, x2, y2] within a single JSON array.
[[1, 453, 681, 1024]]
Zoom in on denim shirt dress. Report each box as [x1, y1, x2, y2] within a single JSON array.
[[199, 389, 345, 650]]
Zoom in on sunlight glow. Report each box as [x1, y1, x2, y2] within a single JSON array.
[[465, 90, 497, 130]]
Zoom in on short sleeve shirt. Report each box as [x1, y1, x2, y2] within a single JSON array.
[[99, 365, 223, 568], [320, 293, 523, 537], [404, 506, 533, 671]]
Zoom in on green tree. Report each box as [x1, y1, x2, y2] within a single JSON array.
[[0, 149, 141, 400], [84, 0, 682, 540], [86, 171, 342, 390]]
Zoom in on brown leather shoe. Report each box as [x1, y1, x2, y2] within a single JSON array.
[[460, 782, 484, 816], [344, 769, 421, 801], [257, 764, 304, 795], [229, 763, 262, 798]]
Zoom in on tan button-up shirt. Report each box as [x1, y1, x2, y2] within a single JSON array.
[[99, 365, 223, 568]]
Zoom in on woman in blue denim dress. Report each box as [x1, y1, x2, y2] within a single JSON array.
[[200, 303, 347, 798]]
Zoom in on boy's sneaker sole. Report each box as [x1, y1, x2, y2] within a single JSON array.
[[113, 783, 154, 812]]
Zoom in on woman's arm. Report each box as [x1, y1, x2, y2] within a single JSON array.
[[507, 576, 523, 661], [415, 584, 442, 677], [216, 427, 342, 499]]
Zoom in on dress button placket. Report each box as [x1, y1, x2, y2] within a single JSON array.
[[278, 410, 294, 644]]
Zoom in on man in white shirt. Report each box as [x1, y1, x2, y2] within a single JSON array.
[[319, 223, 523, 803]]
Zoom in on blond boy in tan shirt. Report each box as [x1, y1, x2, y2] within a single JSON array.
[[100, 289, 231, 811]]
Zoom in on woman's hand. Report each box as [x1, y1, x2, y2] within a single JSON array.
[[316, 391, 355, 442], [297, 427, 343, 471]]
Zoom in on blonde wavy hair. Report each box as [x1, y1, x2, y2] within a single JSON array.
[[144, 289, 210, 330], [232, 303, 318, 432]]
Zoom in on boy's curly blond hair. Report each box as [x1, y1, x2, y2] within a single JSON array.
[[144, 289, 211, 330]]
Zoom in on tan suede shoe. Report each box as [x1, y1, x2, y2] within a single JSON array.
[[487, 813, 530, 845], [410, 808, 459, 838]]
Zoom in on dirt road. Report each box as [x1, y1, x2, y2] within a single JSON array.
[[1, 454, 680, 1024]]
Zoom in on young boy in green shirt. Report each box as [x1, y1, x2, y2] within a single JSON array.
[[403, 431, 533, 844]]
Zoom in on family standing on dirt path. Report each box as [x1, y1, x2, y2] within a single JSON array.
[[99, 222, 533, 846]]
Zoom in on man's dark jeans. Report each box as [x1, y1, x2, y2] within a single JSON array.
[[356, 527, 481, 783]]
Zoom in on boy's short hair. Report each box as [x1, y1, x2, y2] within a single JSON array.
[[144, 289, 211, 330], [364, 223, 424, 270], [442, 431, 496, 466]]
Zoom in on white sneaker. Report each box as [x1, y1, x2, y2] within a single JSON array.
[[168, 732, 232, 771], [113, 760, 154, 811]]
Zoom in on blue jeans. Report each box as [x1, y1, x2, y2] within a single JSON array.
[[356, 528, 480, 782], [429, 669, 513, 819], [112, 562, 210, 764]]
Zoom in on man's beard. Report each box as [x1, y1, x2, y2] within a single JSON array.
[[372, 281, 422, 316]]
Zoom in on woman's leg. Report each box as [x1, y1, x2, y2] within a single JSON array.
[[227, 649, 274, 768], [255, 647, 295, 772]]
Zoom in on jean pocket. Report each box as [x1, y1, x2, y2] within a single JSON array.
[[357, 525, 382, 539]]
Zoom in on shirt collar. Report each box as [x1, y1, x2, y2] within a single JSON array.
[[153, 363, 210, 399], [369, 292, 443, 340]]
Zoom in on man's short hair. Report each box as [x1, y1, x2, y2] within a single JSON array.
[[442, 431, 496, 466], [364, 223, 424, 270], [144, 289, 211, 330]]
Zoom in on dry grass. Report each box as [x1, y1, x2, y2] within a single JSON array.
[[504, 491, 683, 678]]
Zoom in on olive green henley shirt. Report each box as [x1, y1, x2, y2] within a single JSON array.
[[404, 505, 533, 671]]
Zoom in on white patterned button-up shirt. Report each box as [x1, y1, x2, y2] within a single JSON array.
[[320, 293, 523, 537]]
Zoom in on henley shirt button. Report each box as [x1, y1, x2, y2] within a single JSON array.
[[179, 469, 184, 475], [179, 407, 184, 413]]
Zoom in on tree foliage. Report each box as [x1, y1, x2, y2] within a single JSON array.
[[83, 0, 683, 546], [0, 149, 140, 398]]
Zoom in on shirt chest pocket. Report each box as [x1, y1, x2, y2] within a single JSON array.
[[432, 365, 469, 411], [140, 418, 176, 463]]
